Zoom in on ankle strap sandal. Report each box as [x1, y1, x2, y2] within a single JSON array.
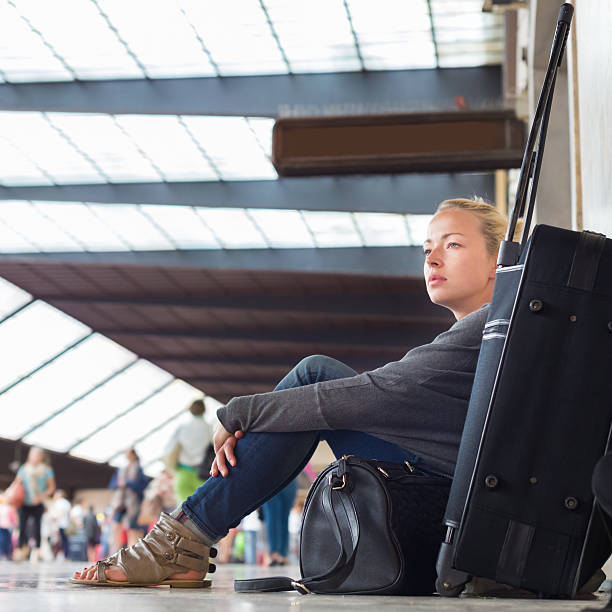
[[70, 512, 216, 588]]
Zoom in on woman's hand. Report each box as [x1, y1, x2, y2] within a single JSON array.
[[211, 422, 244, 478]]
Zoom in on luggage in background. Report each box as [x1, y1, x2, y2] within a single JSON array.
[[67, 531, 88, 562], [435, 3, 612, 598]]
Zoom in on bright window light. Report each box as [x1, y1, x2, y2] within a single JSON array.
[[265, 0, 360, 73], [347, 0, 431, 33], [177, 0, 286, 76], [14, 0, 142, 80], [433, 12, 501, 30], [404, 214, 433, 245], [132, 415, 190, 467], [97, 0, 216, 78], [430, 0, 487, 10], [0, 217, 39, 253], [141, 459, 166, 477], [140, 205, 221, 249], [33, 202, 129, 251], [247, 209, 315, 248], [360, 42, 436, 70], [0, 201, 84, 252], [181, 116, 277, 180], [47, 114, 162, 182], [301, 211, 363, 247], [88, 203, 176, 250], [347, 0, 435, 69], [196, 208, 268, 248], [353, 212, 411, 247], [0, 0, 501, 84], [0, 201, 435, 253], [2, 334, 135, 440], [0, 301, 90, 392], [437, 41, 505, 56], [0, 138, 54, 186], [0, 112, 105, 184], [246, 118, 274, 158], [24, 360, 173, 453], [0, 277, 31, 320], [70, 380, 201, 462], [435, 27, 504, 44], [0, 2, 74, 82], [114, 115, 217, 181], [438, 53, 503, 69]]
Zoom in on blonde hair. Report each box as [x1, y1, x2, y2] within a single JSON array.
[[436, 197, 517, 256]]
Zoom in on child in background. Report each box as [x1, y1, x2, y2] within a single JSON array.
[[241, 509, 262, 565], [0, 493, 18, 559]]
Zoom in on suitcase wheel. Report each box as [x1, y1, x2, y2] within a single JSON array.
[[435, 577, 466, 597]]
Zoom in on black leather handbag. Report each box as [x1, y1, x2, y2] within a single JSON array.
[[235, 455, 451, 595]]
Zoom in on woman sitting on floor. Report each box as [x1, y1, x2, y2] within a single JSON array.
[[71, 197, 507, 588]]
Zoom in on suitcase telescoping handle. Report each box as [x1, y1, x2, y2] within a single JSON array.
[[497, 3, 574, 268]]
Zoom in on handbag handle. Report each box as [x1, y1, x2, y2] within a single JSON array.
[[234, 465, 360, 594]]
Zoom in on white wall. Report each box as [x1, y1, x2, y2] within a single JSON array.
[[572, 1, 612, 235]]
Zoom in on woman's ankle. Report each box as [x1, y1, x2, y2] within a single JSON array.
[[169, 507, 216, 547]]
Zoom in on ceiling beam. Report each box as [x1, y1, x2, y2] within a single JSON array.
[[100, 325, 439, 348], [43, 293, 451, 321], [0, 67, 501, 116], [0, 173, 495, 213], [0, 246, 427, 277], [176, 375, 287, 385], [147, 355, 380, 373]]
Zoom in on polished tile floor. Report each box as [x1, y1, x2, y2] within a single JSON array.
[[0, 560, 609, 612]]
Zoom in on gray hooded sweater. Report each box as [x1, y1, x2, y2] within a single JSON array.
[[217, 303, 489, 477]]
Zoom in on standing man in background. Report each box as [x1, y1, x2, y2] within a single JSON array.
[[164, 399, 213, 503], [50, 490, 71, 560]]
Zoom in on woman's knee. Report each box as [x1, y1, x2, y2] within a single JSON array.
[[294, 354, 345, 384]]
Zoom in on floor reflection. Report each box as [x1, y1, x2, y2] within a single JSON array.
[[0, 561, 608, 612]]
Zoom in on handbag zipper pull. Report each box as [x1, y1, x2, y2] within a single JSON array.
[[405, 460, 415, 473], [377, 466, 390, 478]]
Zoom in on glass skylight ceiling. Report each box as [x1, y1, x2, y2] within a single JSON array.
[[0, 200, 433, 252], [0, 112, 276, 185], [0, 1, 501, 476], [0, 279, 204, 475], [0, 0, 503, 83]]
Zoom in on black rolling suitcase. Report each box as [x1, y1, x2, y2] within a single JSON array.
[[435, 3, 612, 598]]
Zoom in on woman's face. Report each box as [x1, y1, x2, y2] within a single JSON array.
[[28, 447, 43, 466], [423, 209, 497, 319]]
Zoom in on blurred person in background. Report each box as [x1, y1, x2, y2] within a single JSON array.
[[9, 447, 55, 562], [0, 493, 18, 559], [241, 508, 262, 565], [50, 490, 71, 560], [69, 498, 85, 530], [164, 399, 213, 503], [288, 496, 305, 563], [83, 506, 101, 563], [263, 479, 297, 566], [109, 449, 148, 552], [137, 468, 178, 533]]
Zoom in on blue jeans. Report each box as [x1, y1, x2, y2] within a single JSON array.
[[263, 479, 297, 557], [243, 529, 257, 565], [183, 355, 429, 542], [0, 527, 11, 558]]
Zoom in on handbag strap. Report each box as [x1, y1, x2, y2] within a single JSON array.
[[235, 465, 361, 594]]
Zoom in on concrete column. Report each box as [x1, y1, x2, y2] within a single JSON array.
[[527, 0, 572, 230], [570, 1, 612, 236]]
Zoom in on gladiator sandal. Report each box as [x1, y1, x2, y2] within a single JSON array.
[[70, 512, 216, 587]]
